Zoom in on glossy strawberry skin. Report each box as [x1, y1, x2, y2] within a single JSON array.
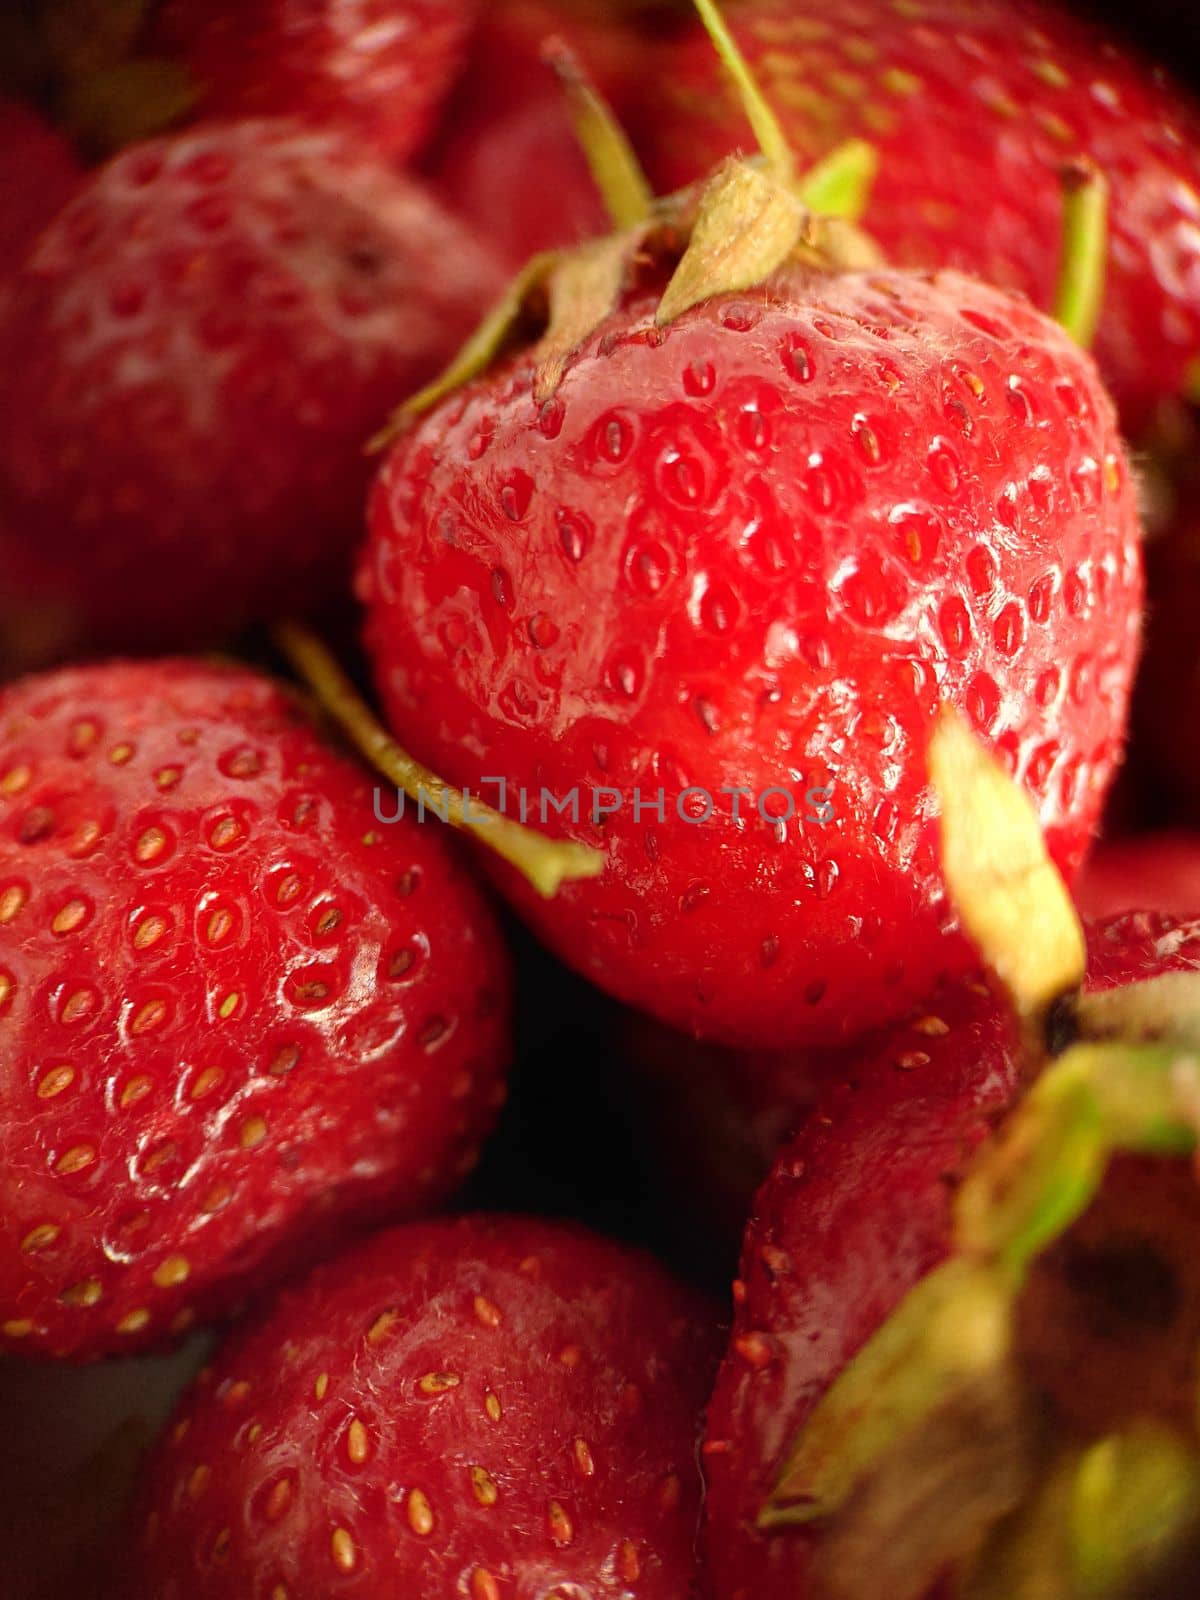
[[0, 118, 502, 666], [361, 266, 1142, 1049], [0, 660, 511, 1361], [642, 0, 1200, 439], [702, 911, 1199, 1600], [0, 99, 81, 266], [424, 0, 644, 267], [150, 0, 475, 161], [125, 1215, 718, 1599]]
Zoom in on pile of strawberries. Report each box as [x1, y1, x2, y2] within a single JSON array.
[[5, 0, 1200, 1595]]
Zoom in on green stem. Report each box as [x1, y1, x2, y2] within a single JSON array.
[[691, 0, 795, 184], [274, 623, 605, 899], [1053, 159, 1108, 348], [543, 37, 654, 230]]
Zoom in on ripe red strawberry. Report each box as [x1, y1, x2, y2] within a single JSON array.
[[0, 117, 502, 666], [150, 0, 476, 161], [424, 0, 645, 266], [0, 659, 511, 1360], [0, 99, 82, 266], [702, 909, 1200, 1600], [360, 242, 1142, 1048], [1078, 831, 1200, 918], [124, 1215, 718, 1598], [640, 0, 1200, 438]]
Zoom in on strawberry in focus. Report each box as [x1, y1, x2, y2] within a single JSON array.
[[0, 117, 502, 667], [124, 1215, 718, 1598], [641, 0, 1200, 439], [0, 659, 511, 1360], [361, 227, 1142, 1047], [150, 0, 476, 161], [703, 909, 1200, 1600]]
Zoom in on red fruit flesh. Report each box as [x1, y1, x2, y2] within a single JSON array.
[[125, 1215, 718, 1598], [0, 659, 511, 1360], [702, 911, 1200, 1600], [0, 118, 502, 666], [1077, 832, 1200, 918], [361, 266, 1142, 1049], [151, 0, 476, 161], [423, 0, 642, 266], [642, 0, 1200, 438], [0, 99, 82, 265]]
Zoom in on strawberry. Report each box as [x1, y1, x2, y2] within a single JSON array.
[[423, 0, 646, 267], [640, 0, 1200, 439], [359, 135, 1142, 1047], [1078, 831, 1200, 918], [123, 1214, 718, 1598], [0, 117, 502, 666], [0, 98, 82, 266], [1133, 504, 1200, 812], [149, 0, 476, 161], [0, 658, 511, 1360], [702, 907, 1200, 1600]]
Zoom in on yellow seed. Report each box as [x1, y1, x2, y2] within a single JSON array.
[[68, 821, 102, 858], [0, 885, 27, 923], [218, 992, 240, 1019], [51, 899, 88, 935], [347, 1419, 370, 1464], [187, 1465, 211, 1499], [60, 989, 92, 1024], [190, 1067, 223, 1100], [472, 1571, 501, 1600], [367, 1309, 398, 1346], [331, 1528, 357, 1573], [154, 766, 181, 790], [558, 1344, 582, 1368], [265, 1478, 293, 1521], [314, 1373, 329, 1401], [239, 1116, 267, 1150], [154, 1255, 190, 1289], [573, 1438, 595, 1478], [209, 816, 240, 848], [141, 1141, 176, 1175], [37, 1064, 75, 1099], [55, 1143, 95, 1175], [470, 1465, 498, 1507], [407, 1489, 434, 1536], [0, 972, 12, 1008], [271, 1589, 287, 1600], [619, 1540, 641, 1582], [246, 1424, 263, 1445], [133, 914, 167, 949], [211, 1527, 231, 1563], [109, 743, 134, 765], [200, 1183, 232, 1215], [0, 764, 31, 795], [880, 65, 922, 95], [547, 1500, 574, 1545], [171, 1419, 190, 1445], [61, 1277, 102, 1307], [417, 1371, 460, 1395], [131, 999, 167, 1034], [2, 1319, 33, 1338], [914, 1015, 950, 1036], [474, 1295, 501, 1328], [222, 1380, 250, 1407], [206, 908, 234, 944], [484, 1391, 502, 1423], [1031, 56, 1070, 87], [21, 1223, 59, 1254], [135, 826, 167, 863], [120, 1076, 152, 1109], [117, 1308, 151, 1335]]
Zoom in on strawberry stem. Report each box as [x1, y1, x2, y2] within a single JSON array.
[[543, 37, 653, 230], [1052, 159, 1108, 349], [690, 0, 795, 185], [275, 623, 605, 899], [795, 138, 878, 224]]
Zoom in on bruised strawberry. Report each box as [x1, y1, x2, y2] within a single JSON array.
[[361, 213, 1141, 1047], [0, 118, 502, 666], [0, 659, 511, 1360], [703, 908, 1200, 1600], [1078, 832, 1200, 919], [424, 0, 646, 266], [150, 0, 476, 161], [642, 0, 1200, 438], [0, 99, 82, 266], [124, 1215, 718, 1598]]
